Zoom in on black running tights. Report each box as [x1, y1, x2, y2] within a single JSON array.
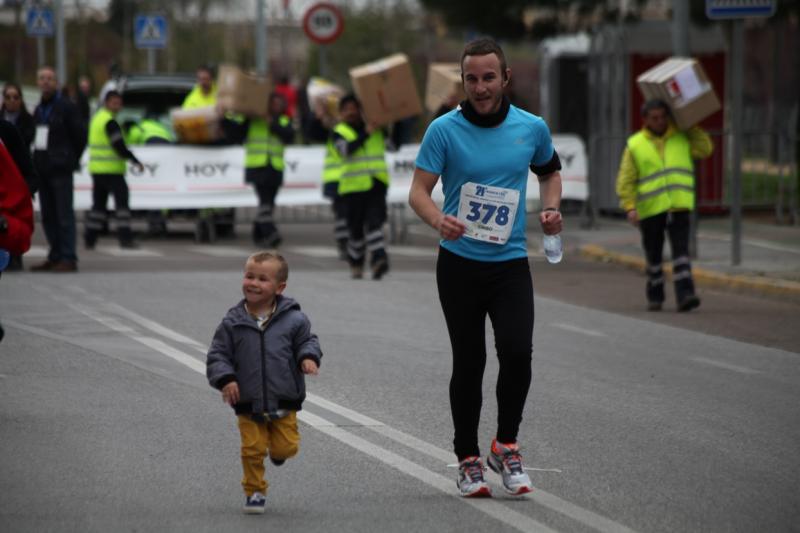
[[436, 247, 534, 461]]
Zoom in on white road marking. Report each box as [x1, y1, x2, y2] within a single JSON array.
[[103, 302, 207, 351], [306, 394, 637, 533], [46, 295, 641, 533], [184, 245, 253, 257], [299, 410, 558, 533], [95, 245, 163, 257], [550, 323, 608, 338], [692, 357, 761, 375]]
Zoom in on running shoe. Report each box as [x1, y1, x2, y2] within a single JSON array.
[[486, 439, 533, 495], [457, 456, 492, 498], [243, 491, 266, 514]]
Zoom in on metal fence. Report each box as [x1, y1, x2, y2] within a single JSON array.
[[587, 128, 799, 225]]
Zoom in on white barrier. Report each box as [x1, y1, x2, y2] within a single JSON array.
[[71, 135, 588, 210]]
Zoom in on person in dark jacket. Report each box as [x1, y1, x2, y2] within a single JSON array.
[[73, 75, 93, 127], [30, 66, 87, 273], [2, 82, 36, 152], [206, 251, 321, 514]]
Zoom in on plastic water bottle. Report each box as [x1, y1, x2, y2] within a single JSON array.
[[543, 234, 563, 264]]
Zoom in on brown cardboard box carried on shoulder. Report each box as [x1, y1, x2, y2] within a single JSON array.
[[170, 105, 222, 144], [349, 54, 423, 127], [636, 57, 720, 130], [216, 64, 271, 117], [425, 63, 464, 113]]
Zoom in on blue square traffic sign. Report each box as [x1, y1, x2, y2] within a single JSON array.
[[134, 14, 168, 49], [26, 7, 54, 37]]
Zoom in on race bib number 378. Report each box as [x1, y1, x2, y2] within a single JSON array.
[[456, 182, 520, 244]]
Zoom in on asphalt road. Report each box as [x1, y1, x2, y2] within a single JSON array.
[[1, 222, 798, 532]]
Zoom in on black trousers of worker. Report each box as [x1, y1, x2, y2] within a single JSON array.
[[639, 210, 696, 304], [436, 247, 534, 461], [342, 180, 388, 268], [85, 174, 133, 246], [246, 166, 283, 247], [323, 181, 348, 257]]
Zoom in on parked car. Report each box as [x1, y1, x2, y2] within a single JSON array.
[[98, 73, 235, 242]]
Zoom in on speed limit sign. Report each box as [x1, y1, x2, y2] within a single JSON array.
[[303, 2, 344, 45]]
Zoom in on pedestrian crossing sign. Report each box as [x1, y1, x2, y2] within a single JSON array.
[[26, 7, 54, 37], [134, 14, 168, 49]]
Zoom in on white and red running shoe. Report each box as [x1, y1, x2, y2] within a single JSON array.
[[457, 456, 492, 498], [486, 439, 534, 495]]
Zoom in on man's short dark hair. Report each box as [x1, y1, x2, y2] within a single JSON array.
[[641, 99, 671, 117], [460, 38, 508, 80], [339, 93, 361, 111], [104, 90, 122, 102], [196, 64, 215, 77]]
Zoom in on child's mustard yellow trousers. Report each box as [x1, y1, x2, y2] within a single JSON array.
[[237, 411, 300, 495]]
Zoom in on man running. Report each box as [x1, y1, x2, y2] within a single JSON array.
[[409, 38, 563, 497]]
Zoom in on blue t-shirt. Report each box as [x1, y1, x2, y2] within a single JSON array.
[[415, 105, 555, 262]]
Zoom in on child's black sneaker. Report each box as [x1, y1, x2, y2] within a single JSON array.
[[243, 491, 266, 514], [269, 456, 286, 466]]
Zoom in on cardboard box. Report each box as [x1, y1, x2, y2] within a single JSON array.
[[425, 63, 464, 113], [636, 57, 720, 130], [170, 105, 222, 144], [216, 64, 271, 117], [349, 54, 423, 127]]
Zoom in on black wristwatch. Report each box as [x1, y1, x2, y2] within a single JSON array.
[[0, 214, 8, 234]]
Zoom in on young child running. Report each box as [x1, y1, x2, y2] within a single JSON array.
[[206, 251, 322, 514]]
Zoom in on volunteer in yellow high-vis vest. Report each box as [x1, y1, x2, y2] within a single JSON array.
[[182, 65, 217, 109], [243, 93, 294, 247], [616, 99, 713, 312], [331, 94, 390, 280], [85, 90, 144, 250]]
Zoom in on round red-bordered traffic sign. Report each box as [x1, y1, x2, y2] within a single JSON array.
[[302, 2, 344, 45]]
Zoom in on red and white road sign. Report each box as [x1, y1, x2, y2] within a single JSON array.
[[302, 2, 344, 45]]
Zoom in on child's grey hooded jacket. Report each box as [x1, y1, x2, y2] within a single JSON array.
[[206, 295, 322, 416]]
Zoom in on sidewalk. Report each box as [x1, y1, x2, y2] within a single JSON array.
[[564, 214, 800, 302]]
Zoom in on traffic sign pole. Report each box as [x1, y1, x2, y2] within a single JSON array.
[[55, 0, 66, 85], [37, 37, 45, 67], [731, 19, 744, 266], [255, 0, 267, 76], [705, 0, 776, 266]]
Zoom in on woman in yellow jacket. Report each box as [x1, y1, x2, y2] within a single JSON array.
[[616, 99, 712, 312]]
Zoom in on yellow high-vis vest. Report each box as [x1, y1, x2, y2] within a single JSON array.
[[127, 119, 173, 145], [88, 108, 126, 175], [245, 116, 290, 171], [628, 131, 695, 219], [334, 123, 388, 196], [182, 84, 217, 109], [322, 139, 342, 184]]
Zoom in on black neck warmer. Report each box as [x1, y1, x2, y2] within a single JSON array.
[[460, 96, 511, 128]]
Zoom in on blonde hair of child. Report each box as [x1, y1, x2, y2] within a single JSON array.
[[247, 251, 289, 283]]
